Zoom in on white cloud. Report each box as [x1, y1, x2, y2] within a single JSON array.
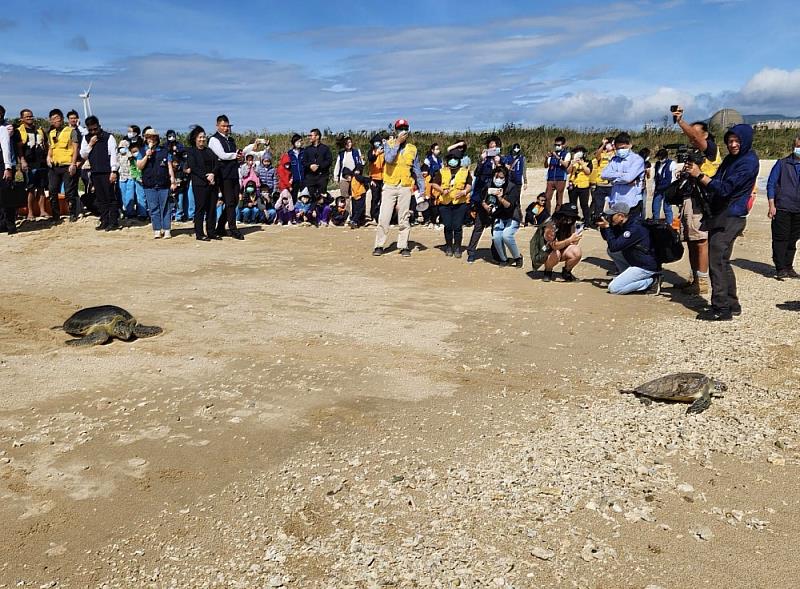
[[322, 84, 356, 93], [740, 68, 800, 105]]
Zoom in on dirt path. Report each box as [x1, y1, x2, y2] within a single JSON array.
[[1, 191, 798, 588]]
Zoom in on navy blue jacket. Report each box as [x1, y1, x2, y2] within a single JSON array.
[[706, 124, 759, 223], [601, 216, 658, 272]]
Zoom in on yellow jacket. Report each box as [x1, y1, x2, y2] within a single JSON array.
[[438, 167, 471, 205], [383, 141, 418, 188]]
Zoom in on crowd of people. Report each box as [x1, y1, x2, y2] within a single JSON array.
[[2, 103, 796, 321]]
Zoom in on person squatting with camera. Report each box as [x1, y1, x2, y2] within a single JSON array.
[[597, 201, 659, 294], [530, 202, 583, 282]]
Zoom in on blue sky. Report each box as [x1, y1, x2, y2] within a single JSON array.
[[0, 0, 797, 133]]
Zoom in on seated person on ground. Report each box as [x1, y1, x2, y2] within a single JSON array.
[[525, 192, 550, 227]]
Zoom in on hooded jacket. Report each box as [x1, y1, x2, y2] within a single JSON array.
[[277, 153, 293, 191], [706, 124, 759, 222]]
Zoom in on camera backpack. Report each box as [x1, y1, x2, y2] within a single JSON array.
[[642, 219, 684, 265]]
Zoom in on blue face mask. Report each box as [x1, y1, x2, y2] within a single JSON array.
[[616, 148, 631, 159], [794, 147, 800, 158]]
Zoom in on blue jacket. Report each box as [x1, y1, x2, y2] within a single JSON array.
[[767, 155, 800, 213], [601, 216, 658, 272], [706, 124, 759, 220], [288, 148, 304, 185]]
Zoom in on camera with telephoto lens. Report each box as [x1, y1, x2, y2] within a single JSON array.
[[664, 143, 705, 167]]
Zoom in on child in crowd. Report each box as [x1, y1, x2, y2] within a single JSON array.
[[330, 195, 348, 226], [239, 154, 260, 190], [260, 187, 277, 224], [315, 191, 332, 226], [525, 192, 550, 227], [238, 180, 264, 224], [347, 165, 368, 228], [275, 188, 294, 225], [257, 154, 277, 195], [295, 188, 315, 225], [422, 165, 440, 228]]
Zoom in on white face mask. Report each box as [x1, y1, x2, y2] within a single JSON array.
[[493, 178, 504, 188], [127, 132, 136, 139], [616, 148, 631, 159], [574, 151, 584, 159], [794, 147, 800, 158]]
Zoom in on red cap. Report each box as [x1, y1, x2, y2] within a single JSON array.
[[394, 118, 410, 130]]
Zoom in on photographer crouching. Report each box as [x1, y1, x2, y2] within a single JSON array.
[[597, 202, 658, 295], [683, 124, 759, 321]]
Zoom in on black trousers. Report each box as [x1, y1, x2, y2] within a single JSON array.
[[591, 186, 611, 221], [771, 209, 800, 271], [216, 178, 239, 233], [350, 195, 366, 226], [440, 203, 468, 248], [708, 216, 746, 312], [193, 183, 218, 237], [569, 187, 591, 222], [304, 176, 327, 198], [93, 173, 118, 227], [467, 205, 493, 254], [47, 165, 76, 220], [369, 180, 383, 220], [0, 172, 17, 233]]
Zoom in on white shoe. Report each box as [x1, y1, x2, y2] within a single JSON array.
[[163, 230, 172, 239], [153, 230, 161, 239]]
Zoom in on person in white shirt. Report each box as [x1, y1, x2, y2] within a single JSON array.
[[79, 115, 120, 231], [0, 104, 19, 234]]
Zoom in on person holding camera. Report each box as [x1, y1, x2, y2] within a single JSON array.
[[684, 124, 759, 320], [597, 202, 658, 294], [567, 146, 592, 222], [208, 114, 245, 240], [136, 128, 177, 239], [488, 167, 523, 267], [652, 148, 678, 224], [80, 115, 120, 231], [367, 133, 385, 224], [544, 136, 571, 213], [372, 119, 424, 257], [535, 202, 583, 282], [766, 136, 800, 279], [185, 125, 220, 241], [429, 151, 472, 258], [672, 106, 722, 295], [589, 137, 615, 225]]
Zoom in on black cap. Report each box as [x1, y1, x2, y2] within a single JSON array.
[[553, 203, 580, 219]]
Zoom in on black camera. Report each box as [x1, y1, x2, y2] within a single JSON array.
[[664, 143, 705, 166]]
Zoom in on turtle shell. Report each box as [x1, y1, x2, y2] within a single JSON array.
[[634, 372, 711, 402], [63, 305, 135, 336]]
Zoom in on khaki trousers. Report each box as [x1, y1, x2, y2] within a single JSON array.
[[375, 184, 412, 249]]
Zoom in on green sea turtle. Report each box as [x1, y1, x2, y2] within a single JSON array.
[[62, 305, 162, 346], [621, 372, 726, 414]]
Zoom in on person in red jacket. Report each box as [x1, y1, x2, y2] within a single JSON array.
[[278, 152, 293, 192]]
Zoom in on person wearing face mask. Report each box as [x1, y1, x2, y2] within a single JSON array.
[[601, 132, 645, 273], [424, 143, 443, 177], [126, 125, 142, 146], [544, 136, 571, 213], [684, 124, 759, 321], [488, 167, 523, 267], [506, 143, 527, 190], [567, 145, 592, 223], [47, 108, 80, 223], [287, 133, 305, 198], [589, 137, 615, 226], [367, 133, 384, 224], [116, 139, 142, 219], [136, 128, 177, 239], [652, 148, 678, 225], [429, 151, 472, 258], [79, 115, 120, 231], [185, 125, 220, 241], [597, 201, 659, 295], [765, 137, 800, 280]]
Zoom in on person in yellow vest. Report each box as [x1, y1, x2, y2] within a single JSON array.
[[567, 145, 592, 222], [589, 137, 615, 227], [16, 109, 49, 221], [373, 119, 425, 257], [673, 106, 722, 295], [346, 165, 369, 228], [429, 151, 472, 258], [46, 108, 81, 223]]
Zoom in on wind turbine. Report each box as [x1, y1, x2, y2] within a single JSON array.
[[79, 82, 93, 119]]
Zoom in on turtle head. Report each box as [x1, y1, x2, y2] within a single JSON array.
[[112, 317, 135, 340], [712, 380, 728, 394]]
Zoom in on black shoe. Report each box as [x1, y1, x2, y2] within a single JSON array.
[[400, 248, 411, 257], [562, 268, 576, 281], [196, 235, 211, 241], [776, 269, 789, 280], [787, 268, 800, 279], [372, 247, 383, 256], [454, 248, 463, 259], [647, 274, 663, 295], [209, 233, 223, 240], [95, 223, 108, 231], [230, 230, 245, 240], [216, 228, 227, 237], [445, 246, 453, 257], [69, 215, 79, 223], [542, 270, 553, 282], [696, 308, 733, 321], [606, 269, 619, 277], [104, 224, 121, 232]]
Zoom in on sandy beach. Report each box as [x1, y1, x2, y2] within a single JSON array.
[[1, 163, 798, 588]]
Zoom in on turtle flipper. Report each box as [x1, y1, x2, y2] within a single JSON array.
[[65, 331, 111, 347], [686, 396, 711, 414], [133, 325, 163, 338]]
